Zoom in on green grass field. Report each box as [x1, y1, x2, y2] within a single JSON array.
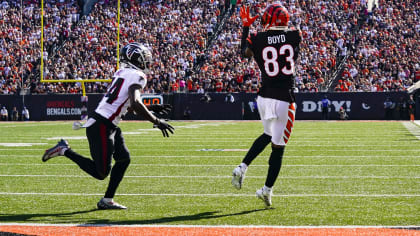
[[0, 120, 419, 226]]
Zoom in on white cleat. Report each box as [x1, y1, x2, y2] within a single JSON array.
[[256, 187, 272, 207], [97, 198, 127, 210], [231, 166, 246, 190]]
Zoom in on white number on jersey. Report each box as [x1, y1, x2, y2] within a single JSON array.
[[262, 44, 295, 77]]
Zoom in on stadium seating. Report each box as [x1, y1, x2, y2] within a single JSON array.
[[0, 0, 418, 95]]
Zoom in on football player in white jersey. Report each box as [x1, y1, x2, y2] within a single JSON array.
[[42, 42, 174, 210]]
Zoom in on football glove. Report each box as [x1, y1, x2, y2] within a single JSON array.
[[149, 104, 172, 116], [154, 119, 174, 137], [240, 6, 259, 27]]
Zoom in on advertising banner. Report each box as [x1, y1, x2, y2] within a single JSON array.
[[0, 92, 415, 121]]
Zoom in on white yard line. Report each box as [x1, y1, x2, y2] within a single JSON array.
[[0, 123, 73, 128], [1, 148, 420, 152], [0, 163, 419, 167], [0, 143, 48, 147], [403, 121, 420, 141], [34, 140, 418, 147], [0, 135, 413, 139], [1, 155, 420, 158], [0, 174, 418, 179], [0, 192, 418, 197]]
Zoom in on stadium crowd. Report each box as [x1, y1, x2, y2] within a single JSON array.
[[0, 0, 418, 95]]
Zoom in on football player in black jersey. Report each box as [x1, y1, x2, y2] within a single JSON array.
[[232, 4, 301, 207]]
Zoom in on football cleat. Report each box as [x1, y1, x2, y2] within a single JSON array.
[[256, 187, 272, 207], [97, 198, 127, 210], [231, 165, 247, 190], [42, 139, 69, 162]]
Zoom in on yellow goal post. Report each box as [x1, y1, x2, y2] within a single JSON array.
[[40, 0, 121, 96]]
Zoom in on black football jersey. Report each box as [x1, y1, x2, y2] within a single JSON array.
[[248, 29, 301, 102]]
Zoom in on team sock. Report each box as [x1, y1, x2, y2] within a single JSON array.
[[265, 146, 285, 188], [263, 185, 272, 193], [102, 198, 113, 203], [104, 159, 130, 198], [242, 133, 272, 166]]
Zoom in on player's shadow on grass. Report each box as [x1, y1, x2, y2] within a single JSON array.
[[0, 208, 271, 225], [0, 209, 98, 222], [83, 208, 273, 225]]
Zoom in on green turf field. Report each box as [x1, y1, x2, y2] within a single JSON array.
[[0, 121, 419, 226]]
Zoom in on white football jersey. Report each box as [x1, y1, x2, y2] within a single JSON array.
[[95, 68, 147, 125]]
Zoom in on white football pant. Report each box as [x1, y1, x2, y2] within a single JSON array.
[[257, 96, 296, 146]]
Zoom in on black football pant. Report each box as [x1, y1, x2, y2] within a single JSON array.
[[64, 120, 130, 198]]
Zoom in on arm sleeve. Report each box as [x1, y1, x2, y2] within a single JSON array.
[[240, 26, 250, 57]]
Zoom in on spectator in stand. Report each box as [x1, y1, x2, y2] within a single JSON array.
[[1, 0, 417, 94]]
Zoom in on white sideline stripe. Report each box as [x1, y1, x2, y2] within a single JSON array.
[[0, 223, 418, 228], [1, 155, 420, 158], [0, 192, 418, 197], [1, 163, 419, 167], [0, 175, 418, 179]]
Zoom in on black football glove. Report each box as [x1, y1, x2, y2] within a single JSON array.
[[154, 119, 174, 137], [149, 104, 172, 116]]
